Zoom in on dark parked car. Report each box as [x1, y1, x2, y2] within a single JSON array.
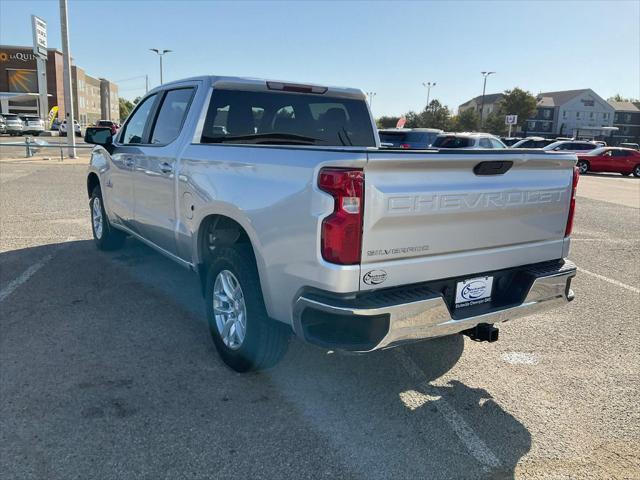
[[500, 137, 523, 146], [511, 137, 557, 149], [378, 128, 442, 149]]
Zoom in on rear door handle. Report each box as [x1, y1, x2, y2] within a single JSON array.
[[160, 162, 173, 174]]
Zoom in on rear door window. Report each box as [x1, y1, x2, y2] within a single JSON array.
[[479, 138, 492, 148], [201, 89, 375, 147], [150, 88, 195, 145], [121, 94, 157, 144]]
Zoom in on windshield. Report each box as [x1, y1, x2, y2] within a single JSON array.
[[201, 89, 375, 147], [432, 136, 474, 148]]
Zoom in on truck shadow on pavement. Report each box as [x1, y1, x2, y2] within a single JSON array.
[[0, 239, 531, 480]]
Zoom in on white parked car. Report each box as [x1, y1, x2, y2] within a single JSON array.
[[542, 140, 599, 153], [432, 132, 507, 149], [21, 115, 45, 136], [59, 119, 82, 137]]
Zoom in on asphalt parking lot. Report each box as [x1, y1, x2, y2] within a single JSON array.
[[1, 153, 639, 479]]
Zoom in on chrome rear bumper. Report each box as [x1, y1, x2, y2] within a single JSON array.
[[294, 260, 576, 352]]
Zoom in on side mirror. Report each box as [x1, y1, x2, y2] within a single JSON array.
[[84, 127, 113, 147]]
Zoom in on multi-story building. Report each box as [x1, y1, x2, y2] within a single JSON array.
[[458, 93, 504, 118], [608, 100, 640, 146], [526, 89, 615, 139], [0, 44, 119, 126]]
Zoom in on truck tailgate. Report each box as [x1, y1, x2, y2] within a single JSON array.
[[361, 150, 576, 290]]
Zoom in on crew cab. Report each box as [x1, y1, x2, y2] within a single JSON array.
[[85, 76, 578, 372], [576, 147, 640, 177]]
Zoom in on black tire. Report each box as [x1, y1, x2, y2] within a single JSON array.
[[634, 165, 640, 178], [90, 186, 126, 250], [577, 160, 589, 175], [205, 246, 289, 372]]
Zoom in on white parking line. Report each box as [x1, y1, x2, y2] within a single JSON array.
[[577, 267, 640, 294], [393, 349, 502, 471], [0, 238, 73, 303]]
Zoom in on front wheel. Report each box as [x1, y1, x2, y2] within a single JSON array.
[[634, 165, 640, 178], [205, 246, 289, 372], [577, 160, 589, 175], [90, 186, 126, 250]]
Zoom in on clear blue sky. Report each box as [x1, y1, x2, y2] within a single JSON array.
[[1, 0, 638, 116]]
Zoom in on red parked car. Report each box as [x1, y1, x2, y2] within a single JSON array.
[[576, 147, 640, 177], [96, 120, 119, 136]]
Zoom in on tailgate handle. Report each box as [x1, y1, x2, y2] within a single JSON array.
[[473, 161, 513, 175]]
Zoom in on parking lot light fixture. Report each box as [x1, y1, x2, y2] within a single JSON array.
[[479, 71, 495, 130], [422, 82, 436, 111], [367, 91, 376, 110], [149, 49, 172, 84]]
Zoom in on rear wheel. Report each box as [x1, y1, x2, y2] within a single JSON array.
[[205, 246, 289, 372], [634, 165, 640, 178], [577, 160, 589, 175], [90, 186, 126, 250]]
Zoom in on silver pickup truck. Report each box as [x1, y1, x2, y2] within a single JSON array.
[[85, 75, 578, 372]]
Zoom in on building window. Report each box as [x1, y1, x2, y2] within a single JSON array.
[[543, 109, 551, 119], [625, 114, 632, 123], [529, 121, 537, 130], [542, 121, 550, 131], [615, 113, 620, 122], [589, 112, 594, 119], [576, 112, 580, 119], [562, 111, 567, 119], [603, 112, 608, 120]]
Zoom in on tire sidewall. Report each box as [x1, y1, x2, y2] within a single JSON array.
[[205, 247, 267, 371]]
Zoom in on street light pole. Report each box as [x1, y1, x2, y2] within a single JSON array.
[[149, 49, 172, 84], [422, 82, 436, 111], [478, 71, 495, 131], [367, 91, 376, 110], [59, 0, 75, 158]]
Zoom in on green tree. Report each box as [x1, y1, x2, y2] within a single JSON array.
[[420, 100, 452, 130], [119, 97, 135, 122], [376, 115, 401, 128], [452, 108, 479, 132], [608, 94, 639, 102], [484, 112, 507, 136], [404, 111, 422, 128], [493, 87, 537, 134]]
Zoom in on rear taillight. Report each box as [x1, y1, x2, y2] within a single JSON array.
[[400, 143, 410, 149], [318, 168, 364, 265], [565, 166, 579, 236]]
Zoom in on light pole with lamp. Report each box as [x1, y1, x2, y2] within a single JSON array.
[[149, 49, 172, 84], [367, 91, 376, 110], [422, 81, 436, 111], [478, 71, 495, 130]]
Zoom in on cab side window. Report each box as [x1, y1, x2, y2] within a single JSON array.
[[150, 88, 195, 145], [121, 94, 157, 144], [479, 138, 492, 148]]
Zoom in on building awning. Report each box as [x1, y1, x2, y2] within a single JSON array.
[[0, 92, 52, 101], [575, 126, 619, 132]]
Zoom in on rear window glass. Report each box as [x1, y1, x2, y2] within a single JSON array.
[[432, 136, 474, 148], [201, 89, 375, 147], [379, 131, 407, 145]]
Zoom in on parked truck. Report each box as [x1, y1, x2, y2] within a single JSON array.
[[85, 76, 578, 372]]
